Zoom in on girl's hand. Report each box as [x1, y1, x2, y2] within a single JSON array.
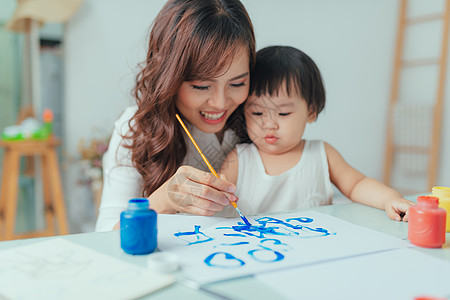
[[384, 197, 414, 222], [165, 165, 238, 216]]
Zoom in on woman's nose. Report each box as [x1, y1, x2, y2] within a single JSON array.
[[207, 89, 227, 109]]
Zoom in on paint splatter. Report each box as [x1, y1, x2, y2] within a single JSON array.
[[248, 248, 284, 263], [218, 242, 250, 246], [204, 252, 246, 268], [217, 216, 334, 239], [174, 225, 213, 245], [173, 216, 337, 269]]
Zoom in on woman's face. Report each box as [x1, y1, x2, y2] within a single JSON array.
[[176, 47, 250, 133]]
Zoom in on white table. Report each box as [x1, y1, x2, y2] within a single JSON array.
[[1, 200, 449, 299]]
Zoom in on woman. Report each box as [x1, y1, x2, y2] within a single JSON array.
[[95, 0, 255, 231]]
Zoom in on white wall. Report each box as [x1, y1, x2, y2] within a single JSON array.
[[64, 0, 450, 230], [0, 0, 15, 22], [246, 0, 399, 177]]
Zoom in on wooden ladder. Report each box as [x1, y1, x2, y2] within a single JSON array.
[[383, 0, 450, 192]]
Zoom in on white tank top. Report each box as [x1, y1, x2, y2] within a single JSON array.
[[216, 140, 333, 217]]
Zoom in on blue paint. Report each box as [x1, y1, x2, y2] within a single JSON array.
[[217, 217, 333, 239], [219, 242, 250, 246], [286, 217, 313, 223], [223, 233, 248, 237], [255, 216, 332, 236], [259, 238, 292, 251], [120, 198, 157, 255], [199, 216, 337, 269], [241, 216, 252, 226], [257, 216, 314, 229], [174, 225, 213, 245], [248, 248, 284, 263], [204, 252, 246, 268], [234, 206, 252, 226], [220, 224, 285, 239]]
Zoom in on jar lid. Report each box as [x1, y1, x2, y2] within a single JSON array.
[[417, 196, 439, 206], [128, 198, 149, 210], [432, 186, 450, 197]]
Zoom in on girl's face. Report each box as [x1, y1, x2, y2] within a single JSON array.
[[176, 47, 250, 133], [244, 85, 316, 156]]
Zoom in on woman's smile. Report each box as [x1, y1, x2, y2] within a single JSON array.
[[199, 110, 227, 122]]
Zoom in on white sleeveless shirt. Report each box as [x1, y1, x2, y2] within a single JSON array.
[[216, 140, 333, 217]]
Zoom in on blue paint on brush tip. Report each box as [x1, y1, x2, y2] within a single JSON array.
[[241, 215, 252, 227], [236, 207, 251, 226]]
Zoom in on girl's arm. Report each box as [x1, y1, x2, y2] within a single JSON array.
[[325, 142, 414, 221]]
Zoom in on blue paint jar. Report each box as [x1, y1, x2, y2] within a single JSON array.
[[120, 198, 157, 255]]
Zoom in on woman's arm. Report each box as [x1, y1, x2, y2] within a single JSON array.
[[110, 165, 239, 230], [150, 165, 238, 215], [153, 148, 240, 216], [219, 148, 239, 185], [325, 142, 414, 221], [96, 107, 143, 232], [97, 108, 239, 231]]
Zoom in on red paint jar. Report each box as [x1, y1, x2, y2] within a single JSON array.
[[408, 196, 446, 248]]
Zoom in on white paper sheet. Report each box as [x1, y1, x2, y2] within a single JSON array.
[[256, 248, 450, 300], [158, 211, 408, 284], [0, 238, 173, 300]]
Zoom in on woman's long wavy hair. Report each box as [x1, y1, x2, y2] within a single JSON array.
[[127, 0, 255, 197]]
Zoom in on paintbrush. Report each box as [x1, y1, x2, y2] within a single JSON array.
[[175, 113, 251, 226]]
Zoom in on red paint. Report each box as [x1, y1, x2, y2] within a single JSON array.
[[408, 196, 446, 248]]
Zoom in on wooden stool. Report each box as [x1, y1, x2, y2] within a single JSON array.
[[0, 138, 69, 240]]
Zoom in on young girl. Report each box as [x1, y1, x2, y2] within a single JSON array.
[[219, 46, 413, 221], [96, 0, 255, 231]]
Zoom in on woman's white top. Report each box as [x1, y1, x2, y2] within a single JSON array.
[[95, 106, 240, 231], [216, 140, 333, 218]]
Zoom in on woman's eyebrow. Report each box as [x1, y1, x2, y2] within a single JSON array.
[[229, 72, 249, 81], [199, 72, 249, 83]]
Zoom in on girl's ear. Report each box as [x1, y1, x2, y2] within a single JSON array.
[[307, 109, 317, 123]]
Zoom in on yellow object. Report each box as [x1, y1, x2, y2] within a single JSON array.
[[431, 186, 450, 232]]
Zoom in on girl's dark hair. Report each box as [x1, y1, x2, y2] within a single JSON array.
[[249, 46, 325, 116], [127, 0, 255, 197]]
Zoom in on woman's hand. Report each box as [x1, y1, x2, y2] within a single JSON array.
[[152, 165, 238, 216], [384, 197, 414, 222]]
